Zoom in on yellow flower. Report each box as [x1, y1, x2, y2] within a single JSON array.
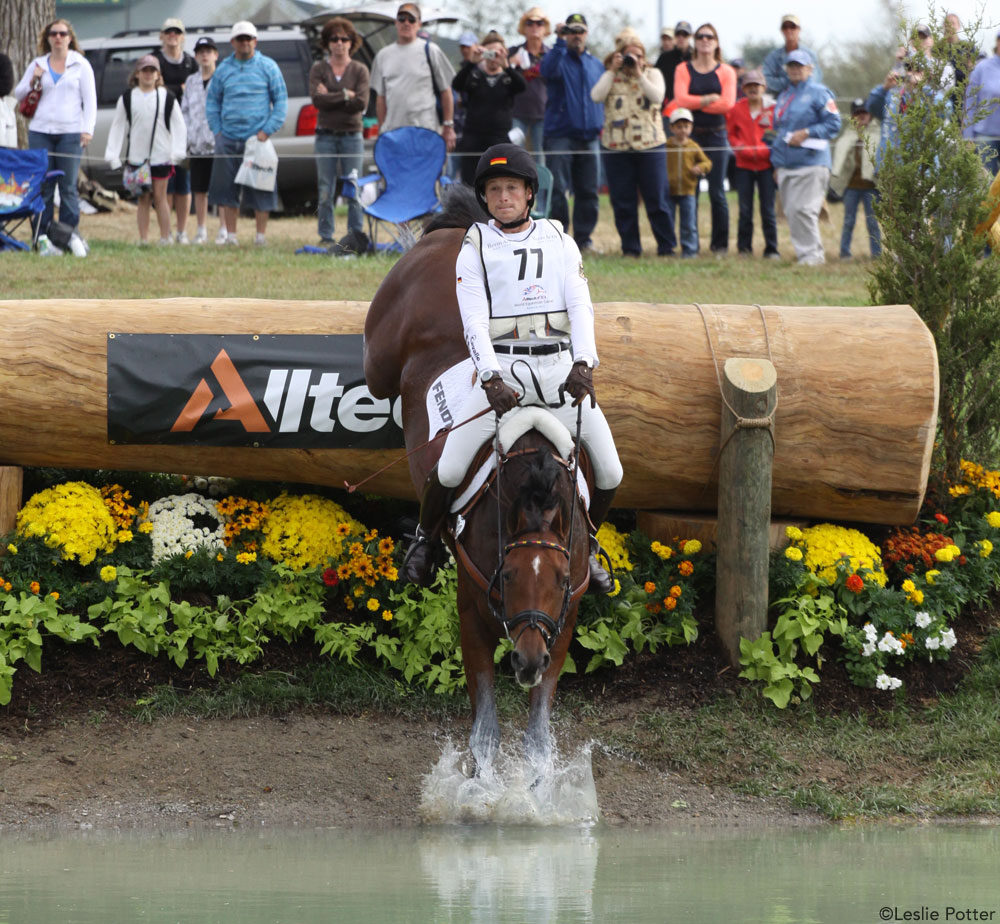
[[49, 591, 59, 600], [935, 547, 954, 563], [138, 521, 153, 534], [980, 539, 993, 558], [236, 551, 257, 564], [216, 553, 225, 562], [901, 579, 916, 593], [925, 569, 941, 584], [650, 540, 673, 561], [986, 511, 1000, 529], [785, 526, 803, 541], [345, 597, 354, 610], [185, 550, 194, 560], [669, 584, 682, 598], [6, 543, 16, 554], [909, 589, 924, 605], [16, 482, 117, 566], [798, 523, 888, 587], [382, 610, 393, 621], [643, 581, 656, 594], [29, 581, 40, 594], [2, 581, 11, 592], [664, 596, 677, 610], [678, 560, 694, 576], [99, 565, 117, 582], [682, 539, 702, 555], [367, 598, 380, 611], [784, 546, 803, 562], [116, 529, 133, 543], [948, 484, 972, 496], [354, 586, 364, 597], [596, 523, 632, 571]]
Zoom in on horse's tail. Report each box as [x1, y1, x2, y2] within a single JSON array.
[[423, 183, 488, 234]]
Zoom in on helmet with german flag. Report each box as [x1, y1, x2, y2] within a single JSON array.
[[473, 143, 538, 219]]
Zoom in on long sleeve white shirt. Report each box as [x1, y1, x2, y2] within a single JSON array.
[[13, 51, 96, 135], [456, 219, 599, 375], [104, 86, 187, 170]]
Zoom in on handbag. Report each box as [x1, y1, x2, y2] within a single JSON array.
[[19, 77, 43, 118], [234, 136, 278, 192], [121, 88, 159, 196]]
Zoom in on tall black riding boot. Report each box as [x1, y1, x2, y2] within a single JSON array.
[[402, 467, 453, 586], [585, 487, 618, 595]]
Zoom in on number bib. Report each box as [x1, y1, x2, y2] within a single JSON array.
[[469, 220, 566, 319]]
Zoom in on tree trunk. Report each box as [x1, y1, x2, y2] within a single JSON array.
[[0, 0, 56, 146]]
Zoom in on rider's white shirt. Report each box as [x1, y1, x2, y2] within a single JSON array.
[[455, 219, 599, 375]]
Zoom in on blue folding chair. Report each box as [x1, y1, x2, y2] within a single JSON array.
[[360, 126, 447, 253], [0, 148, 61, 252]]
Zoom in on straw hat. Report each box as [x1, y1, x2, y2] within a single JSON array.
[[517, 7, 551, 36]]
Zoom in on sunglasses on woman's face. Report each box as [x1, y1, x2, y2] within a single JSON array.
[[396, 13, 417, 23], [695, 33, 716, 41], [330, 36, 351, 42], [525, 19, 544, 25], [49, 30, 69, 37]]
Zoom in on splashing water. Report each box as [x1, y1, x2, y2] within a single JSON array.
[[419, 739, 600, 825]]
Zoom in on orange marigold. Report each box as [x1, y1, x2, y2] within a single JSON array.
[[678, 560, 694, 577], [664, 596, 677, 610], [845, 573, 865, 593]]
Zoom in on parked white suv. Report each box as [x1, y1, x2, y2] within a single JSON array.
[[81, 9, 469, 211]]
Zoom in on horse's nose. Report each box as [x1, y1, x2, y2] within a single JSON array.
[[540, 652, 551, 672], [511, 649, 526, 674]]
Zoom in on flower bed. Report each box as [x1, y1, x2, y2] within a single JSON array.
[[1, 461, 998, 709]]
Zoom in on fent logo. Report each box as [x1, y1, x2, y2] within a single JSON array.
[[170, 348, 402, 435]]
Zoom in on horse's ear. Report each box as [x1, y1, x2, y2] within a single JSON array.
[[542, 502, 565, 535]]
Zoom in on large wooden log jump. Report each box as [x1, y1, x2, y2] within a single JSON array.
[[0, 299, 937, 525]]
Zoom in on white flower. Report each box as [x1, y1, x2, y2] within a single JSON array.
[[914, 611, 932, 629], [925, 635, 941, 651], [878, 632, 905, 656], [146, 492, 226, 564], [861, 642, 877, 658], [940, 628, 957, 650], [863, 623, 878, 643], [876, 673, 903, 690]]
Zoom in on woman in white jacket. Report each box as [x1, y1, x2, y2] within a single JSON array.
[[13, 18, 96, 237], [105, 55, 187, 245]]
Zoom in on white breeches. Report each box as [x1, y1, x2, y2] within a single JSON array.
[[436, 350, 624, 493]]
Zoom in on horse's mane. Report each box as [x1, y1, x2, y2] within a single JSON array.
[[508, 450, 569, 536], [422, 183, 488, 234]]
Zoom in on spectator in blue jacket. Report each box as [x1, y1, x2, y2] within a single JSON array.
[[205, 20, 288, 246], [770, 49, 841, 265], [540, 12, 604, 251], [963, 31, 1000, 174]]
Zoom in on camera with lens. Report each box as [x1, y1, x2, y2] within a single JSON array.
[[482, 48, 498, 60], [622, 53, 636, 68]]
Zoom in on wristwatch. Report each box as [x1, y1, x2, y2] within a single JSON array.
[[442, 120, 455, 127], [480, 369, 501, 383]]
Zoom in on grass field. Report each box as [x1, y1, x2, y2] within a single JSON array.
[[4, 192, 876, 307]]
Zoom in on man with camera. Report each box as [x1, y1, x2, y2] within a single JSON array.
[[539, 13, 604, 252], [452, 31, 526, 185]]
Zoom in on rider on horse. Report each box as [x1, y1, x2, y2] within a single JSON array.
[[402, 143, 623, 592]]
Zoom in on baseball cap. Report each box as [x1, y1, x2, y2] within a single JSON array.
[[669, 107, 694, 124], [458, 29, 477, 46], [136, 54, 160, 71], [915, 23, 931, 37], [742, 68, 765, 86], [230, 21, 258, 39], [850, 97, 869, 115], [565, 12, 587, 27], [730, 56, 745, 68], [781, 14, 801, 27], [785, 48, 812, 65], [661, 26, 675, 37], [161, 17, 185, 32], [480, 30, 505, 46], [674, 20, 693, 35], [397, 2, 421, 18], [194, 36, 217, 52]]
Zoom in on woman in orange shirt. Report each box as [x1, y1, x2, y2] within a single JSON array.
[[670, 23, 736, 253]]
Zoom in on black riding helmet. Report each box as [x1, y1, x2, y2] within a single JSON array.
[[474, 144, 538, 227]]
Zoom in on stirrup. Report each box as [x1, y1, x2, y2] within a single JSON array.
[[402, 526, 439, 586]]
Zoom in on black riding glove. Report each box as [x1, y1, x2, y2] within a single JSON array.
[[482, 376, 520, 417], [562, 361, 596, 408]]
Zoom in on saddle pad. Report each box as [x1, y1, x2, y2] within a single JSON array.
[[425, 358, 477, 437]]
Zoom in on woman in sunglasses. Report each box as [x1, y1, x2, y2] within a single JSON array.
[[509, 7, 552, 163], [310, 17, 369, 247], [13, 19, 96, 242], [669, 22, 736, 254]]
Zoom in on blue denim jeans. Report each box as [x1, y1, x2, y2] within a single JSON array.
[[672, 194, 698, 256], [733, 166, 778, 255], [840, 187, 881, 257], [544, 134, 600, 248], [315, 130, 364, 241], [695, 131, 731, 251], [513, 117, 545, 166], [603, 145, 675, 255], [28, 130, 83, 233]]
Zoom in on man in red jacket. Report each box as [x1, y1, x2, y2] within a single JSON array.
[[725, 68, 780, 258]]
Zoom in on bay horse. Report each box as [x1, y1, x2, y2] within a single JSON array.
[[364, 187, 592, 770]]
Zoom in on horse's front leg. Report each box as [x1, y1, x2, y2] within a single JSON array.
[[524, 610, 577, 773], [460, 593, 501, 774]]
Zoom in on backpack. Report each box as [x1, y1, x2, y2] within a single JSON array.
[[122, 86, 176, 129]]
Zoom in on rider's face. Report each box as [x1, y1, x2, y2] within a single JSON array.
[[485, 177, 529, 226]]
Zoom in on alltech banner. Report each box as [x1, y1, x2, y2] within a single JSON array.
[[107, 333, 405, 449]]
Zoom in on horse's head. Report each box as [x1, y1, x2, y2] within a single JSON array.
[[498, 449, 580, 688]]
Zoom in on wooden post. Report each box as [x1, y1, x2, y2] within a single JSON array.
[[715, 358, 777, 668], [0, 466, 23, 537]]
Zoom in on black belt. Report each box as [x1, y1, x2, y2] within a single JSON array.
[[316, 129, 360, 136], [494, 342, 570, 356]]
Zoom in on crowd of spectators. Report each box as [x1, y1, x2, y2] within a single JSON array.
[[5, 8, 1000, 262]]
